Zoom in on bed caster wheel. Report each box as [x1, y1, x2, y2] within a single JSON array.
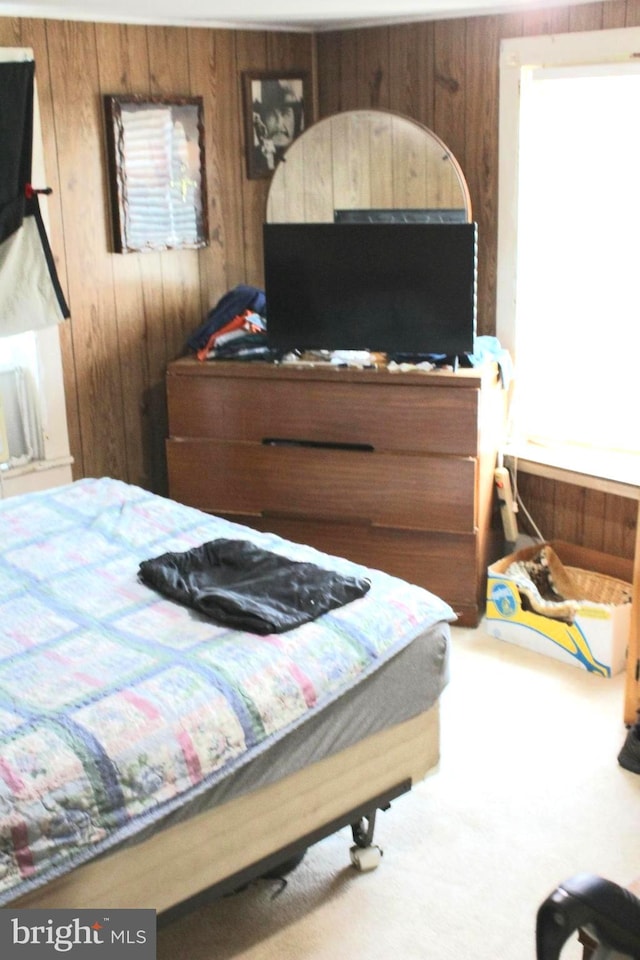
[[350, 844, 382, 872]]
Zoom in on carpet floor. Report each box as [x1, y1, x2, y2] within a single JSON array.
[[157, 624, 640, 960]]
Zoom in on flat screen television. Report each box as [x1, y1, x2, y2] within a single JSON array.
[[263, 221, 477, 358]]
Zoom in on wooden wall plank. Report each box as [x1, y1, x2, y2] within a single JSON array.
[[516, 472, 637, 562], [267, 29, 312, 74], [514, 473, 556, 542], [188, 29, 245, 296], [521, 7, 570, 35], [433, 18, 468, 184], [95, 23, 153, 489], [235, 31, 271, 287], [46, 19, 128, 482], [568, 1, 605, 30], [603, 1, 629, 27], [549, 482, 584, 545], [389, 21, 434, 126], [0, 16, 20, 45], [582, 488, 607, 552], [463, 15, 500, 337], [356, 26, 390, 109], [316, 30, 359, 115], [147, 27, 202, 363], [602, 493, 636, 558]]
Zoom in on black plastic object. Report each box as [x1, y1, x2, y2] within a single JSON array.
[[536, 873, 640, 960]]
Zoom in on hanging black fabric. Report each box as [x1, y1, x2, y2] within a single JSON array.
[[0, 59, 70, 329]]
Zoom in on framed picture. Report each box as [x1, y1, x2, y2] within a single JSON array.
[[242, 71, 311, 180], [104, 94, 208, 254]]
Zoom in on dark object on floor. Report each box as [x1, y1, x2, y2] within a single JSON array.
[[618, 725, 640, 774], [259, 849, 307, 881], [536, 873, 640, 960], [224, 849, 308, 898]]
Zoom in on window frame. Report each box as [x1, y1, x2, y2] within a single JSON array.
[[496, 26, 640, 488], [498, 26, 640, 355]]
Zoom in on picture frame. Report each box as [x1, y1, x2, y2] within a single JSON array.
[[103, 94, 208, 254], [242, 71, 311, 180]]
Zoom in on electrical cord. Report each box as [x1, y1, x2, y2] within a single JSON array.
[[508, 456, 545, 543]]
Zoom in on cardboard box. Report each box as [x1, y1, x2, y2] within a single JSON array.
[[486, 541, 632, 677]]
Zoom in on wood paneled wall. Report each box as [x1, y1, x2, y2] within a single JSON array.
[[510, 473, 638, 568], [316, 1, 640, 565], [0, 17, 314, 494], [317, 1, 640, 339], [1, 4, 637, 564]]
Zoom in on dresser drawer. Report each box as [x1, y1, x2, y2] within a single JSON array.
[[167, 374, 480, 456], [166, 359, 503, 627], [249, 517, 480, 624], [166, 439, 477, 534]]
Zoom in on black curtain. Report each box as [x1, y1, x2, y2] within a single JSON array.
[[0, 59, 69, 324]]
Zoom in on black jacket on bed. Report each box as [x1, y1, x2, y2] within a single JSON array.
[[139, 538, 371, 635]]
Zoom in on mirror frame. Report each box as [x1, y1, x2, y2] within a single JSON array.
[[104, 94, 209, 254]]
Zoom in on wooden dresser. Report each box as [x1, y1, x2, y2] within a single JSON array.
[[166, 358, 506, 626]]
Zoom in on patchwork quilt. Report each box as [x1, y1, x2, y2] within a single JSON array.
[[0, 477, 454, 903]]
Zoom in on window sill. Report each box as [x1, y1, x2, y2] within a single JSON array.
[[0, 456, 73, 499], [504, 442, 639, 501]]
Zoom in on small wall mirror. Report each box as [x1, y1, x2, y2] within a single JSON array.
[[104, 94, 208, 254]]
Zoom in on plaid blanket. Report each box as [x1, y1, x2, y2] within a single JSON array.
[[0, 477, 454, 902]]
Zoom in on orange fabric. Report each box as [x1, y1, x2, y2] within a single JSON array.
[[196, 311, 263, 361]]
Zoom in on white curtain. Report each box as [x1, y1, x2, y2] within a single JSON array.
[[0, 365, 42, 466]]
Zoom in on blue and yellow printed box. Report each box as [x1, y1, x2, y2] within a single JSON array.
[[486, 542, 631, 677]]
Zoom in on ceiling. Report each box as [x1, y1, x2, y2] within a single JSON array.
[[0, 0, 597, 32]]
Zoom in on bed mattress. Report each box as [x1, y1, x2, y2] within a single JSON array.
[[113, 618, 450, 852], [0, 478, 454, 904]]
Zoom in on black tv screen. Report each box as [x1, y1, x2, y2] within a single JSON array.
[[263, 221, 477, 357]]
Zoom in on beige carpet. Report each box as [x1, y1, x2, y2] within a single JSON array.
[[157, 624, 640, 960]]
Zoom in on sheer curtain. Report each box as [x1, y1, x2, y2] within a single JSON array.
[[0, 365, 41, 466]]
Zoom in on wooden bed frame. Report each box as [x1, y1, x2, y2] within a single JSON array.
[[13, 704, 440, 915]]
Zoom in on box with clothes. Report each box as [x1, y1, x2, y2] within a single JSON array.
[[486, 541, 632, 677]]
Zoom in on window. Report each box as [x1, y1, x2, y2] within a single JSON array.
[[0, 330, 42, 466], [497, 28, 640, 486]]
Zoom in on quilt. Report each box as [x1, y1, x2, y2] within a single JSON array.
[[0, 477, 454, 903]]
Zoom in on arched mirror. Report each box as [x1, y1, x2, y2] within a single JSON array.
[[266, 109, 471, 224]]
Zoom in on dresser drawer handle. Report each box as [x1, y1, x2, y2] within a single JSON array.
[[262, 437, 374, 452], [262, 509, 373, 527]]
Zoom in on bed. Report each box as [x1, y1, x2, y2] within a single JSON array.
[[0, 477, 453, 914]]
